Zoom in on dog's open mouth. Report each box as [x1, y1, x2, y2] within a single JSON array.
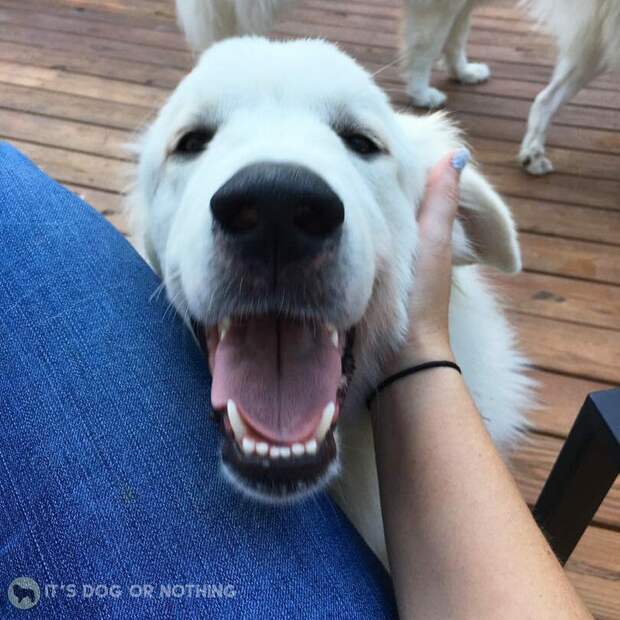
[[195, 315, 355, 500]]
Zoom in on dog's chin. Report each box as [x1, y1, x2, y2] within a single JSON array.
[[193, 316, 356, 503], [220, 430, 341, 503]]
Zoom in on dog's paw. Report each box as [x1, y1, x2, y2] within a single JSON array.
[[452, 62, 491, 84], [519, 147, 554, 176], [406, 86, 447, 109]]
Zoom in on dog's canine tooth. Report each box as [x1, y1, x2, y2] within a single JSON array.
[[227, 399, 247, 441], [315, 402, 335, 442], [327, 324, 338, 348], [291, 443, 305, 456], [219, 317, 231, 341], [280, 446, 291, 458], [242, 437, 255, 455], [305, 439, 318, 455], [256, 442, 269, 456], [269, 446, 281, 458]]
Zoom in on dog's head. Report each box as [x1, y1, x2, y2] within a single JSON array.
[[131, 37, 520, 501]]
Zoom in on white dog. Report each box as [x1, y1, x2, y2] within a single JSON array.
[[130, 37, 533, 565], [176, 0, 493, 108], [519, 0, 620, 174]]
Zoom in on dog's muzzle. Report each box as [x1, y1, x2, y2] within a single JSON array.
[[196, 162, 356, 501]]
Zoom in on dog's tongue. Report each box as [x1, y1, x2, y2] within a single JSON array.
[[211, 317, 341, 443]]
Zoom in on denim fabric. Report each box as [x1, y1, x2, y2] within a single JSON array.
[[0, 143, 396, 619]]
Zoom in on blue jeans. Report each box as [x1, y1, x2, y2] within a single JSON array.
[[0, 143, 396, 619]]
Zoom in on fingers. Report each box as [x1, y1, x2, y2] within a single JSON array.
[[417, 148, 470, 240]]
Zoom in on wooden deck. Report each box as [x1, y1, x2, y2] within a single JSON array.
[[1, 0, 618, 616]]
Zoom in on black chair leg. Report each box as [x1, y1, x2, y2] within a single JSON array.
[[533, 388, 620, 565]]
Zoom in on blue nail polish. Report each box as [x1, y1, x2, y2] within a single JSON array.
[[451, 148, 471, 172]]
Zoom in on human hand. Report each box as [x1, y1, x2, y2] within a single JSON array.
[[387, 148, 470, 372]]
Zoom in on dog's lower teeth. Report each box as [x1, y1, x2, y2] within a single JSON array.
[[226, 404, 338, 460], [305, 439, 318, 455], [242, 437, 255, 455], [235, 437, 331, 460]]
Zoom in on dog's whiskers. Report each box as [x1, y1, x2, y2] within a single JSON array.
[[149, 280, 168, 304], [369, 49, 409, 78]]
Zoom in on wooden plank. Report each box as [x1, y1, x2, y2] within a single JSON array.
[[0, 0, 178, 33], [0, 108, 131, 160], [0, 61, 168, 107], [0, 40, 185, 89], [494, 271, 620, 331], [513, 313, 620, 384], [566, 526, 620, 620], [0, 82, 153, 130], [511, 432, 620, 530], [520, 233, 620, 286], [37, 0, 174, 20], [525, 369, 613, 437], [0, 23, 191, 69], [509, 197, 620, 246], [0, 5, 185, 50], [568, 570, 620, 620], [486, 165, 620, 211]]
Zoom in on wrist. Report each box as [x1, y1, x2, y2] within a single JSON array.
[[385, 339, 455, 377]]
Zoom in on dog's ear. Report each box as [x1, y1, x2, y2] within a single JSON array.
[[395, 112, 520, 273], [452, 165, 521, 273]]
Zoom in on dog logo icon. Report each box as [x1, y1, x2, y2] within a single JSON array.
[[7, 577, 40, 610]]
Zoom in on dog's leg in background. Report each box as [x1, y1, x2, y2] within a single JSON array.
[[176, 0, 290, 52], [519, 54, 599, 175], [402, 0, 466, 108], [443, 0, 490, 85], [176, 0, 237, 52], [233, 0, 292, 36]]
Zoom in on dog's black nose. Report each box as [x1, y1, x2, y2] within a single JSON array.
[[210, 162, 344, 264]]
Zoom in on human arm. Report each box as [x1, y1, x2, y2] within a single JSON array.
[[371, 151, 592, 619]]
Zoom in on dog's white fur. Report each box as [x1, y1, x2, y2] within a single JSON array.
[[176, 0, 493, 108], [130, 37, 533, 566], [519, 0, 620, 174]]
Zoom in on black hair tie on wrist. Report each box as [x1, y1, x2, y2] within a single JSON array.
[[366, 360, 461, 409]]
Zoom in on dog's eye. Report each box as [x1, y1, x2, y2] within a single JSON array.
[[173, 128, 214, 156], [341, 133, 382, 157]]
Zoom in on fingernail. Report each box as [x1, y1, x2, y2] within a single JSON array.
[[451, 148, 471, 172]]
